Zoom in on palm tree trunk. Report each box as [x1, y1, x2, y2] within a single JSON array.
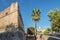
[[34, 21, 37, 40], [35, 21, 37, 35]]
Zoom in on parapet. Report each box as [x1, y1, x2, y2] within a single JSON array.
[[0, 2, 18, 19]]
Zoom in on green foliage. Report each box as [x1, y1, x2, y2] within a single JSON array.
[[32, 8, 41, 21], [27, 27, 36, 35], [37, 30, 42, 34], [48, 9, 60, 32], [43, 28, 51, 34]]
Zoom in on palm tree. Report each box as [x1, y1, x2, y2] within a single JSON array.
[[31, 8, 41, 36]]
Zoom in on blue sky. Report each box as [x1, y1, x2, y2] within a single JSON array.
[[0, 0, 60, 31]]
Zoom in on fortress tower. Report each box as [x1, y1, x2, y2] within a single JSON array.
[[0, 2, 24, 32]]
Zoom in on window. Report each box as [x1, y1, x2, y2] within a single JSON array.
[[6, 12, 8, 15]]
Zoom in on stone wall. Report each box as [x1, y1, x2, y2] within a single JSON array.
[[0, 2, 24, 32], [0, 30, 25, 40]]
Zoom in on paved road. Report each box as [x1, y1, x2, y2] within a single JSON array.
[[26, 34, 60, 40], [37, 35, 45, 40], [37, 34, 60, 40]]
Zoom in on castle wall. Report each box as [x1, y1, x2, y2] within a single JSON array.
[[0, 2, 24, 32], [0, 30, 25, 40]]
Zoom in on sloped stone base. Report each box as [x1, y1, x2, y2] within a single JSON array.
[[0, 30, 25, 40]]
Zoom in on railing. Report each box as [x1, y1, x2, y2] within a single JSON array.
[[47, 36, 60, 40], [43, 35, 60, 40]]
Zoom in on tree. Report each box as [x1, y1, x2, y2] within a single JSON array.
[[37, 30, 42, 34], [27, 27, 36, 35], [43, 28, 51, 34], [48, 9, 60, 33], [31, 8, 41, 36]]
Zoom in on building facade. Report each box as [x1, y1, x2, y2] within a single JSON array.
[[0, 2, 24, 32]]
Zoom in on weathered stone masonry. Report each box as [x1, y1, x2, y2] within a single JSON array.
[[0, 2, 24, 33]]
